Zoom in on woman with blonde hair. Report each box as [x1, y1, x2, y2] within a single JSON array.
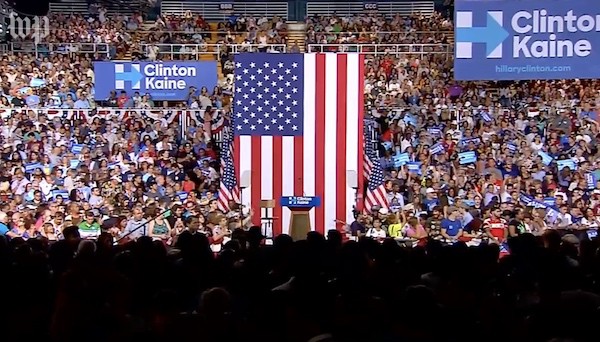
[[530, 208, 549, 235], [387, 212, 405, 238]]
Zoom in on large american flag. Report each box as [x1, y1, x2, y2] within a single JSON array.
[[233, 53, 365, 236], [217, 125, 240, 212], [363, 121, 389, 213]]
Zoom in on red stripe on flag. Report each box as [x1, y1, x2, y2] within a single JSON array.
[[234, 135, 241, 199], [251, 136, 262, 226], [336, 54, 348, 233], [294, 136, 303, 197], [272, 136, 283, 236], [314, 53, 326, 235], [357, 55, 365, 212]]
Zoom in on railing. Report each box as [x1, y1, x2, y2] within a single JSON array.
[[130, 29, 286, 45], [48, 2, 88, 14], [307, 44, 452, 56], [49, 0, 143, 15], [161, 1, 289, 20], [10, 42, 112, 58], [306, 30, 452, 36], [131, 30, 450, 40], [306, 1, 435, 17], [142, 43, 287, 60], [0, 108, 226, 142]]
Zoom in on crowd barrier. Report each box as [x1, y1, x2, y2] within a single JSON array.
[[49, 0, 143, 16], [10, 42, 111, 58], [307, 43, 452, 57], [160, 1, 289, 20], [143, 43, 287, 59], [7, 42, 288, 59], [0, 108, 226, 143]]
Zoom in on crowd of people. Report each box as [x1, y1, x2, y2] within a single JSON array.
[[1, 1, 599, 251], [135, 12, 289, 61], [305, 12, 453, 52], [1, 3, 600, 341]]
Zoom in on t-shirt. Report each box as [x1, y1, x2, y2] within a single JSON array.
[[508, 219, 526, 235], [78, 221, 101, 238], [350, 221, 366, 236], [426, 217, 442, 239], [0, 222, 8, 236], [423, 198, 439, 213], [441, 218, 462, 237], [388, 223, 403, 238], [483, 217, 507, 240]]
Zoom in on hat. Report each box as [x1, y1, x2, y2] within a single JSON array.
[[101, 217, 119, 230], [555, 192, 567, 199], [426, 188, 436, 194], [378, 207, 389, 215], [562, 234, 580, 246]]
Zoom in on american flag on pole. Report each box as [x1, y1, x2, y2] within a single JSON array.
[[363, 121, 389, 213], [233, 53, 365, 236], [218, 125, 241, 212]]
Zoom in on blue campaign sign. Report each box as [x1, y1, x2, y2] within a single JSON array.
[[280, 196, 321, 208], [93, 61, 218, 101], [455, 0, 600, 80]]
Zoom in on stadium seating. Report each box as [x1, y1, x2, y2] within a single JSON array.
[[2, 5, 600, 342]]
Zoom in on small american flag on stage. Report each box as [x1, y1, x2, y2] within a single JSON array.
[[233, 53, 365, 235], [218, 126, 241, 212], [363, 121, 389, 213]]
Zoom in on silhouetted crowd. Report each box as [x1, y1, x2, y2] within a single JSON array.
[[2, 226, 600, 342]]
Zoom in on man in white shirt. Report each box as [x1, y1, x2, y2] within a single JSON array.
[[556, 205, 573, 229], [40, 174, 57, 200]]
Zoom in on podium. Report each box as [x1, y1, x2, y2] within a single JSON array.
[[280, 196, 321, 241]]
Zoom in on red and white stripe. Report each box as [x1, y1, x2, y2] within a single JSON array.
[[235, 53, 365, 236], [217, 182, 240, 213], [364, 184, 388, 214], [363, 145, 373, 179], [217, 131, 241, 213]]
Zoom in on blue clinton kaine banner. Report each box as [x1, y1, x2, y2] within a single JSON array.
[[94, 61, 218, 101], [454, 0, 600, 80]]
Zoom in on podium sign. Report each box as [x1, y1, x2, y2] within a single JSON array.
[[280, 196, 321, 208], [280, 196, 321, 241]]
